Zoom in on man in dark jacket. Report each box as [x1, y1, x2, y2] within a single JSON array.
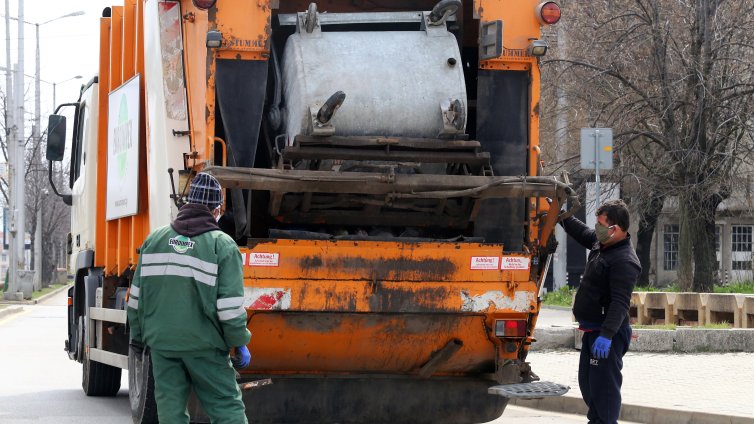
[[560, 199, 640, 424], [128, 172, 251, 423]]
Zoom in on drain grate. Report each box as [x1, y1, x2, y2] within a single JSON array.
[[488, 381, 570, 398]]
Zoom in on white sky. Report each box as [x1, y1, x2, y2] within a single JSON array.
[[2, 0, 112, 123]]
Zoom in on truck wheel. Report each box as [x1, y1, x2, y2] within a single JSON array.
[[129, 346, 158, 423], [81, 317, 122, 396]]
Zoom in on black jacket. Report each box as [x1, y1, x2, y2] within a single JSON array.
[[561, 216, 641, 339]]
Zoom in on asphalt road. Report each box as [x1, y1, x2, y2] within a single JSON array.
[[0, 289, 594, 423]]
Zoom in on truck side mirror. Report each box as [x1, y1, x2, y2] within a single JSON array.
[[47, 115, 67, 161]]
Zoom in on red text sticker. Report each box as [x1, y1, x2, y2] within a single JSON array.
[[470, 256, 500, 270], [500, 256, 530, 270], [248, 252, 280, 267]]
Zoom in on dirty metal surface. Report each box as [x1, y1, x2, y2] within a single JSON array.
[[243, 312, 497, 374], [242, 279, 537, 313], [488, 381, 570, 398], [242, 239, 532, 283], [299, 254, 456, 282], [207, 166, 574, 200], [235, 375, 508, 424]]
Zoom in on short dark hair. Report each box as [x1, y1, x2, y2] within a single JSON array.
[[596, 199, 630, 231]]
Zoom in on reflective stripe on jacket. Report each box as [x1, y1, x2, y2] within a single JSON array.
[[127, 217, 251, 356]]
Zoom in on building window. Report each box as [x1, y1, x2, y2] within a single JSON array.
[[732, 226, 753, 252], [715, 225, 721, 252], [732, 261, 752, 271], [664, 224, 680, 271]]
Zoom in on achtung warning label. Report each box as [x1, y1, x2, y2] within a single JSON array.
[[248, 252, 280, 267], [500, 256, 530, 270], [470, 256, 500, 270]]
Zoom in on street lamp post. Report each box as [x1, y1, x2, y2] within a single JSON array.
[[5, 0, 26, 299], [2, 8, 84, 298], [3, 0, 14, 296], [53, 75, 83, 112]]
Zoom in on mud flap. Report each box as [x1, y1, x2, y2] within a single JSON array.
[[488, 381, 570, 398]]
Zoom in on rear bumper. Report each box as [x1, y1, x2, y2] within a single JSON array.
[[193, 375, 510, 424]]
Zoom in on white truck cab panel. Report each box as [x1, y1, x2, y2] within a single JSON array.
[[69, 81, 99, 272]]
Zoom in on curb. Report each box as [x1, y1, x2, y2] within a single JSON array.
[[541, 304, 572, 311], [0, 283, 72, 306], [0, 305, 23, 320], [532, 326, 754, 353], [32, 283, 73, 304], [511, 395, 754, 424]]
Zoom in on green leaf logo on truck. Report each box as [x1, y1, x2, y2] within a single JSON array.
[[112, 94, 133, 179]]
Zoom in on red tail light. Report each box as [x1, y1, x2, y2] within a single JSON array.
[[193, 0, 217, 10], [537, 2, 561, 25], [495, 320, 528, 338]]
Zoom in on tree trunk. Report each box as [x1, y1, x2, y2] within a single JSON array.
[[636, 193, 665, 287], [41, 238, 54, 287], [29, 221, 36, 271], [678, 201, 694, 291], [691, 193, 723, 292]]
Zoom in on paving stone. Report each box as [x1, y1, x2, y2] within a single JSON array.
[[531, 326, 575, 351], [528, 350, 754, 419], [630, 329, 674, 352], [674, 328, 754, 352]]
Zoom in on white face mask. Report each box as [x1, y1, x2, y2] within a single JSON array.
[[213, 206, 222, 222]]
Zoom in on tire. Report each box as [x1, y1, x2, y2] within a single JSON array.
[[129, 346, 158, 423], [81, 316, 122, 396]]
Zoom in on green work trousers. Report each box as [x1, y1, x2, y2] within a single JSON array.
[[150, 349, 248, 424]]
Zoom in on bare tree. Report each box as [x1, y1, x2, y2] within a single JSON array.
[[541, 0, 754, 291], [2, 86, 71, 286]]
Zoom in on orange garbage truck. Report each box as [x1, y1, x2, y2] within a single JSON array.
[[46, 0, 575, 422]]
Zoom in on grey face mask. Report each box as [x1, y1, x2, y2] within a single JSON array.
[[595, 223, 614, 244]]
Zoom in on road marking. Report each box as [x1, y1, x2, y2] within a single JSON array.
[[0, 306, 28, 325]]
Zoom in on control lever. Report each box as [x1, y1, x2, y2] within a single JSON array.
[[168, 168, 184, 208]]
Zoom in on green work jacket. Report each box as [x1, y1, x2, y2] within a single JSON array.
[[127, 204, 251, 356]]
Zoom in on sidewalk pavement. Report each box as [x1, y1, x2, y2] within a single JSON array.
[[522, 307, 754, 423], [0, 283, 72, 308]]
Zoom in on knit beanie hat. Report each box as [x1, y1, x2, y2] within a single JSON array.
[[187, 172, 224, 209]]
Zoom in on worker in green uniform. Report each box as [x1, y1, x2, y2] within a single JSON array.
[[127, 172, 251, 423]]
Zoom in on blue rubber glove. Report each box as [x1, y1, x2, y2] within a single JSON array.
[[231, 346, 251, 369], [591, 336, 612, 359]]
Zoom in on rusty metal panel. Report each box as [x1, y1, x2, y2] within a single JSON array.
[[242, 240, 532, 283], [243, 313, 497, 375], [242, 279, 537, 314]]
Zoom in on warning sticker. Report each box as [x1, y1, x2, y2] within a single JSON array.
[[500, 256, 530, 270], [470, 256, 500, 270], [248, 252, 280, 267]]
